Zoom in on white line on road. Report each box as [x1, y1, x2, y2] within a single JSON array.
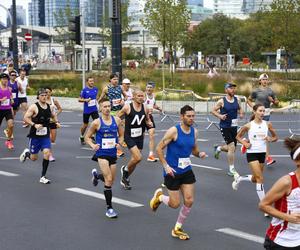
[[0, 171, 19, 177], [197, 139, 209, 142], [216, 228, 264, 244], [271, 155, 290, 158], [76, 156, 91, 159], [66, 187, 144, 208], [191, 164, 222, 171], [0, 157, 20, 160], [80, 147, 93, 151]]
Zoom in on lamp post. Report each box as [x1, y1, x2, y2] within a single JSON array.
[[226, 36, 230, 74]]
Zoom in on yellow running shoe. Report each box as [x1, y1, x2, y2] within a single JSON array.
[[150, 188, 163, 212], [171, 227, 190, 240]]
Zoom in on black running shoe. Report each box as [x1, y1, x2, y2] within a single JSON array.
[[79, 136, 85, 145], [120, 177, 131, 190]]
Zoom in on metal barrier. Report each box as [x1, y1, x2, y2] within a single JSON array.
[[206, 92, 249, 130], [289, 99, 300, 138]]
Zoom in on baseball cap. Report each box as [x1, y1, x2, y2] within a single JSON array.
[[146, 81, 155, 87], [224, 83, 236, 89], [0, 73, 9, 79], [122, 78, 131, 84], [259, 73, 269, 80]]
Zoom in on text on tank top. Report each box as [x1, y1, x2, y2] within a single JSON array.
[[145, 94, 155, 111], [125, 103, 146, 139], [28, 102, 51, 138], [247, 120, 268, 153]]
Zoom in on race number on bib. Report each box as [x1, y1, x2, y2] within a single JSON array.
[[101, 138, 116, 149], [36, 127, 47, 136], [231, 119, 238, 127], [178, 157, 191, 169], [88, 99, 96, 107], [112, 98, 121, 107], [131, 128, 142, 137], [1, 99, 10, 106]]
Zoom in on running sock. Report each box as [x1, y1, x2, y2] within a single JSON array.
[[124, 165, 129, 171], [104, 185, 112, 209], [239, 175, 252, 182], [175, 205, 191, 229], [123, 166, 129, 179], [149, 151, 153, 156], [229, 165, 235, 172], [217, 146, 221, 152], [41, 159, 49, 177], [256, 183, 265, 201], [159, 195, 170, 206]]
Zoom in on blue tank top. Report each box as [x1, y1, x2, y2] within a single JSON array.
[[95, 116, 118, 157], [107, 84, 122, 111], [165, 124, 195, 176], [220, 96, 239, 128], [80, 86, 98, 114], [8, 80, 18, 107]]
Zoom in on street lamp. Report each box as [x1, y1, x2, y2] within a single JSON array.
[[226, 36, 230, 74]]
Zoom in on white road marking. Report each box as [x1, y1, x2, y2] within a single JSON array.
[[76, 156, 91, 159], [191, 164, 222, 171], [66, 187, 144, 208], [0, 157, 20, 160], [0, 170, 19, 177], [60, 125, 71, 128], [197, 139, 209, 142], [80, 147, 93, 151], [271, 155, 290, 158], [216, 228, 264, 244], [62, 110, 74, 113]]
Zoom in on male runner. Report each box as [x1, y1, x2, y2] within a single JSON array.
[[19, 88, 60, 184], [150, 105, 206, 240], [78, 77, 99, 145], [211, 83, 244, 177], [85, 100, 123, 218], [17, 69, 29, 127], [8, 70, 19, 116], [122, 78, 133, 105]]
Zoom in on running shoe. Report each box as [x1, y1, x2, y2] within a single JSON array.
[[39, 176, 51, 184], [49, 154, 56, 162], [214, 145, 221, 159], [147, 155, 158, 162], [91, 168, 104, 186], [266, 156, 276, 166], [120, 166, 131, 190], [264, 213, 270, 218], [161, 183, 166, 188], [79, 136, 85, 145], [5, 140, 14, 150], [227, 168, 239, 177], [117, 149, 124, 158], [171, 227, 190, 240], [20, 148, 30, 162], [232, 176, 241, 191], [150, 188, 163, 212], [106, 208, 118, 218]]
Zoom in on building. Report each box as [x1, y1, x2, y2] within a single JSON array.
[[241, 0, 273, 14], [83, 0, 109, 27], [29, 0, 46, 26], [7, 5, 27, 26], [187, 4, 213, 21], [188, 0, 204, 5]]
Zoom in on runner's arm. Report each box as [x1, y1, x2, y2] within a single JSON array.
[[236, 124, 250, 147], [266, 122, 278, 142], [24, 104, 37, 126], [237, 98, 244, 118], [192, 129, 206, 158], [116, 104, 129, 118], [54, 99, 62, 115], [115, 116, 124, 146], [97, 86, 108, 103], [211, 99, 225, 119], [85, 119, 100, 151]]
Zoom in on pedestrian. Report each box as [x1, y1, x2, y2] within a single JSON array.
[[211, 82, 244, 177], [247, 73, 279, 166], [19, 88, 60, 184], [259, 137, 300, 249], [150, 105, 207, 240], [85, 99, 124, 218], [78, 77, 99, 145], [233, 104, 278, 214], [17, 68, 30, 127]]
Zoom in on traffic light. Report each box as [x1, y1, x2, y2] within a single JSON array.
[[109, 0, 119, 19], [9, 37, 13, 51], [68, 15, 81, 45]]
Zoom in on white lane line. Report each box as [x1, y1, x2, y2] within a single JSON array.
[[60, 125, 71, 128], [66, 187, 144, 208], [0, 171, 19, 177], [216, 228, 264, 244], [61, 122, 82, 125], [62, 110, 74, 113], [0, 157, 20, 160], [197, 139, 209, 142], [81, 147, 93, 151], [191, 164, 222, 171], [76, 156, 91, 159], [271, 155, 290, 158]]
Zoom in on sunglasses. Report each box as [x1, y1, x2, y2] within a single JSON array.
[[10, 74, 16, 76]]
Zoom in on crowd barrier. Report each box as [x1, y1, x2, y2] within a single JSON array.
[[289, 99, 300, 138]]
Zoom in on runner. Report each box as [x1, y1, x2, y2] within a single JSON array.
[[211, 82, 244, 177], [233, 104, 278, 214], [0, 73, 14, 149], [85, 99, 123, 218], [8, 70, 19, 116], [17, 68, 30, 127], [247, 73, 279, 166], [45, 86, 62, 162], [78, 77, 99, 145], [149, 105, 207, 240], [117, 89, 151, 190], [259, 137, 300, 249], [144, 81, 162, 162], [19, 88, 60, 184], [122, 78, 133, 105]]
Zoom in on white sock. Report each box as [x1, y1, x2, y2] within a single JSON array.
[[239, 175, 252, 182], [124, 165, 129, 171], [229, 165, 235, 172], [256, 183, 265, 201], [217, 146, 221, 152], [149, 151, 153, 156]]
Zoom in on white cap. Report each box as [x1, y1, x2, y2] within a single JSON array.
[[259, 73, 269, 80], [122, 78, 131, 84]]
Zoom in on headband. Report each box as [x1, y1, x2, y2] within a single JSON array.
[[292, 147, 300, 160]]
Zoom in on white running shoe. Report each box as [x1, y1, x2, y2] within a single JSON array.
[[20, 148, 30, 163], [39, 176, 51, 184], [232, 176, 240, 191]]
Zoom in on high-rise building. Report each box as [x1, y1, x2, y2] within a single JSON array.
[[188, 0, 204, 6], [29, 0, 46, 26], [241, 0, 273, 14], [83, 0, 109, 27], [7, 5, 27, 26]]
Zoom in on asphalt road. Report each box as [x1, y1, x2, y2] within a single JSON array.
[[0, 111, 299, 250]]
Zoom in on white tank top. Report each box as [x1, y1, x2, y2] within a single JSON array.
[[17, 77, 28, 98], [144, 94, 155, 111], [247, 120, 268, 153], [124, 88, 133, 104]]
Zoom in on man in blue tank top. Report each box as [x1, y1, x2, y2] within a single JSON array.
[[211, 83, 244, 177], [85, 100, 124, 218], [150, 105, 207, 240]]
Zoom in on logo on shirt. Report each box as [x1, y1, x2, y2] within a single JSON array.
[[131, 115, 145, 126]]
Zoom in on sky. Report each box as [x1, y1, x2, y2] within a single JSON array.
[[0, 0, 30, 25]]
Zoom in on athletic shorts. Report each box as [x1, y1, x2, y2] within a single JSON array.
[[146, 114, 155, 130], [0, 109, 13, 125], [263, 116, 270, 121], [18, 97, 27, 104], [49, 122, 57, 130], [124, 135, 144, 150], [92, 154, 117, 166], [29, 137, 51, 154], [246, 153, 266, 163], [12, 104, 19, 111], [83, 111, 99, 124], [220, 127, 238, 146], [263, 236, 300, 250], [164, 169, 196, 191]]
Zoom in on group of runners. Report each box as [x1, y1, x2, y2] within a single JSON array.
[[1, 70, 300, 249]]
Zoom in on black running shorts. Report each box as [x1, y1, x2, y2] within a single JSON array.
[[146, 114, 156, 130], [49, 122, 57, 129], [246, 153, 266, 164], [83, 111, 99, 124], [124, 135, 144, 150], [220, 127, 237, 146], [0, 109, 13, 125], [164, 169, 196, 191], [92, 154, 117, 166]]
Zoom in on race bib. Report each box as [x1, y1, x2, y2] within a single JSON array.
[[131, 127, 142, 137], [264, 108, 271, 116], [12, 93, 16, 99], [288, 209, 300, 230], [1, 99, 10, 106], [231, 119, 238, 127], [178, 157, 191, 169], [101, 138, 116, 149], [88, 99, 96, 107], [36, 127, 47, 136], [112, 98, 121, 107]]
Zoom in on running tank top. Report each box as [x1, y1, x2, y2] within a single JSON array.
[[95, 116, 118, 157], [124, 88, 133, 104], [8, 80, 18, 104], [247, 120, 268, 153], [107, 84, 123, 111], [17, 77, 28, 98], [28, 102, 51, 138], [220, 96, 239, 128], [165, 124, 195, 176], [49, 97, 58, 123], [144, 94, 155, 111], [0, 87, 12, 110], [266, 172, 300, 248], [124, 103, 146, 140]]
